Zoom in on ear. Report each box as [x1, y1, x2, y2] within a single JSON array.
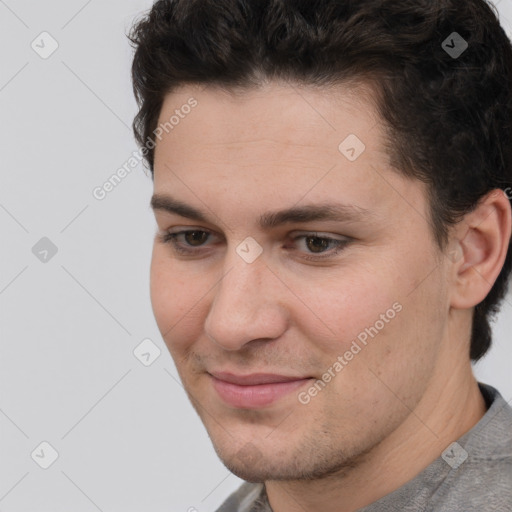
[[449, 189, 511, 309]]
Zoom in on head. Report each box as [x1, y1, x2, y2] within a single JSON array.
[[129, 0, 512, 482]]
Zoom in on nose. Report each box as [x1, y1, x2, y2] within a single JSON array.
[[203, 249, 289, 351]]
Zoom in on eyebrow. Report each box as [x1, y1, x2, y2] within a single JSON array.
[[150, 194, 372, 229]]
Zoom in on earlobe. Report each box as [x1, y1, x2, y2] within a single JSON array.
[[450, 189, 512, 310]]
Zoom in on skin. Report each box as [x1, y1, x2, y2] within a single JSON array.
[[149, 81, 511, 512]]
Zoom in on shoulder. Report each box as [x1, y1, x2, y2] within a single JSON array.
[[428, 455, 512, 511], [215, 482, 265, 512], [429, 384, 512, 511]]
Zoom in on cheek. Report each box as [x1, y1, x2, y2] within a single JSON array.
[[289, 247, 444, 381], [326, 264, 447, 408], [293, 267, 446, 432], [286, 264, 402, 357], [149, 248, 210, 353]]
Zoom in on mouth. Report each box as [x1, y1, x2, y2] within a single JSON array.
[[208, 371, 313, 409]]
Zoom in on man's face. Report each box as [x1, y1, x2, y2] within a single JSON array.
[[150, 82, 451, 481]]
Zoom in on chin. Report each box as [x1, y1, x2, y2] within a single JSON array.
[[212, 436, 358, 483]]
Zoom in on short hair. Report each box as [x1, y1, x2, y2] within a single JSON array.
[[129, 0, 512, 360]]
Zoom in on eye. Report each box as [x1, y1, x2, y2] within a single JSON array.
[[157, 229, 216, 255], [157, 229, 350, 261], [290, 233, 350, 261]]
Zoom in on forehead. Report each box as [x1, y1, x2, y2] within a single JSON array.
[[151, 81, 429, 232], [153, 81, 386, 186], [155, 80, 382, 161]]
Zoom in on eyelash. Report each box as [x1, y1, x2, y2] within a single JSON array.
[[157, 229, 349, 261]]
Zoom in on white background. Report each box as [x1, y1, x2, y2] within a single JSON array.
[[0, 1, 511, 511]]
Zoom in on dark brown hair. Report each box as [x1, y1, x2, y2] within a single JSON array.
[[129, 0, 512, 360]]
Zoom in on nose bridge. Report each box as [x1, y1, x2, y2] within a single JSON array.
[[204, 249, 287, 350]]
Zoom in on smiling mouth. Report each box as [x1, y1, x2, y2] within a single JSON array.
[[208, 371, 313, 409]]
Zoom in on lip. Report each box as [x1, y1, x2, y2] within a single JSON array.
[[209, 372, 312, 409]]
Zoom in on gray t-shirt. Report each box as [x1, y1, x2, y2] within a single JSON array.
[[216, 383, 512, 511]]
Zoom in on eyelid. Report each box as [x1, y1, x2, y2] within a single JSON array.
[[162, 228, 348, 244], [163, 226, 221, 241], [291, 230, 348, 240]]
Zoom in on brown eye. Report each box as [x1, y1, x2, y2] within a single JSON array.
[[158, 229, 216, 256], [305, 236, 331, 253], [289, 232, 350, 261], [184, 231, 210, 246]]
